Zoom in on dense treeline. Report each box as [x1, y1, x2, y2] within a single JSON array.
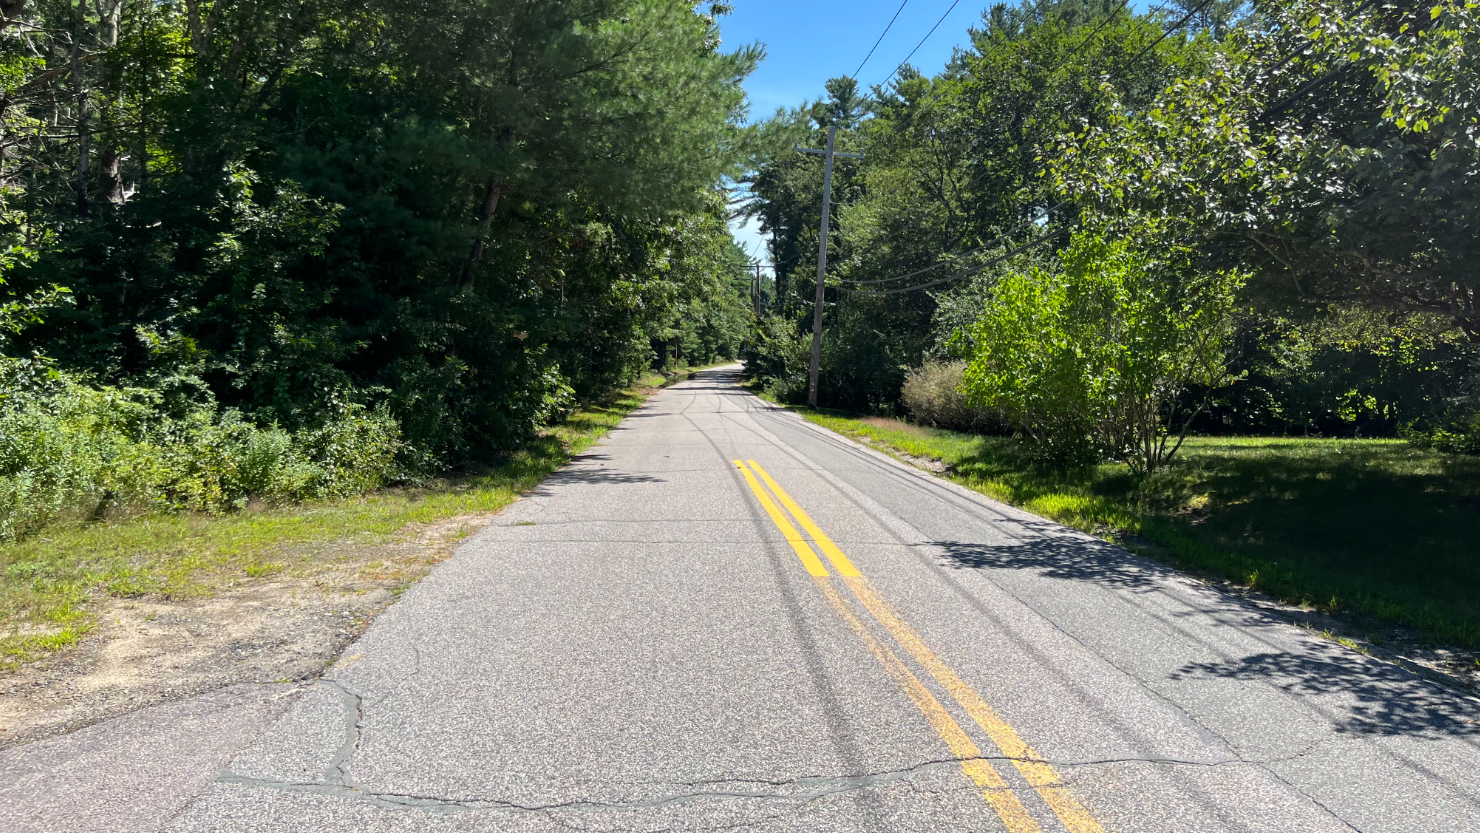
[[742, 0, 1479, 467], [0, 0, 758, 535]]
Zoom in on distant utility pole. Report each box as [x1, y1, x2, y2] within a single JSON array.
[[753, 264, 763, 315], [795, 125, 861, 407]]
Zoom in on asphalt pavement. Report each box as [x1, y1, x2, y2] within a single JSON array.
[[9, 365, 1480, 831]]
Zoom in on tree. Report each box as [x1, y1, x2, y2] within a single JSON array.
[[741, 0, 1214, 410], [0, 0, 761, 466], [1058, 0, 1480, 341]]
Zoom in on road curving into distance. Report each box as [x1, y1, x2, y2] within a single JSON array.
[[151, 365, 1480, 831]]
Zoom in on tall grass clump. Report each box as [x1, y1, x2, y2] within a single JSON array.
[[901, 361, 1004, 433]]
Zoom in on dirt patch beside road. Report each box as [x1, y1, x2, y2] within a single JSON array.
[[0, 514, 492, 749]]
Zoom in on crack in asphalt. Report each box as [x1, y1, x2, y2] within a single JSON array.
[[319, 679, 363, 786], [213, 749, 1343, 820]]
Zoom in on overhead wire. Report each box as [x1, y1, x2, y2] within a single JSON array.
[[777, 0, 1248, 298], [869, 0, 1054, 140], [851, 0, 913, 80], [1250, 0, 1388, 123], [878, 0, 967, 89], [836, 201, 1067, 284], [872, 0, 1181, 212], [838, 224, 1070, 296], [1036, 0, 1138, 80]]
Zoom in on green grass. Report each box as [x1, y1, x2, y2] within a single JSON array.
[[798, 411, 1480, 647], [0, 367, 705, 669]]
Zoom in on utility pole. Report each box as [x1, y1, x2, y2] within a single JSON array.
[[753, 264, 761, 315], [795, 125, 862, 407]]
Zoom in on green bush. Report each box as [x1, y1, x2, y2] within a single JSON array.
[[963, 223, 1244, 470], [0, 360, 403, 540], [740, 314, 810, 401], [1408, 409, 1480, 455], [901, 361, 1004, 433]]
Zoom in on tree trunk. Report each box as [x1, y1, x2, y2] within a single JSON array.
[[459, 178, 503, 289], [0, 0, 26, 34], [70, 0, 89, 214], [95, 0, 122, 204], [185, 0, 211, 58]]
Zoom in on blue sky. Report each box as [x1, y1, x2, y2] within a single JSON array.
[[720, 0, 991, 263]]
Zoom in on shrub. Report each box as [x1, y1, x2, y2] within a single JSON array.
[[0, 359, 404, 540], [740, 314, 810, 401], [1407, 409, 1480, 455], [963, 222, 1245, 471], [901, 361, 1004, 433]]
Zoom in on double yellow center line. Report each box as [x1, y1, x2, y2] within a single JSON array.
[[733, 459, 1105, 833]]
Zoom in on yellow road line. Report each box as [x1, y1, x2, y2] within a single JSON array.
[[744, 460, 861, 577], [736, 459, 1107, 833], [811, 577, 1042, 833], [843, 576, 1106, 833], [733, 460, 829, 577]]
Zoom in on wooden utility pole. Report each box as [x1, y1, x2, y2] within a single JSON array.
[[752, 263, 768, 314], [795, 125, 861, 407]]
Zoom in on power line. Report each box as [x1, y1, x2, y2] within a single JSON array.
[[1116, 0, 1218, 71], [838, 201, 1067, 284], [875, 0, 1178, 182], [839, 223, 1070, 296], [878, 0, 966, 89], [868, 0, 1057, 143], [852, 0, 912, 80], [1037, 0, 1137, 80], [790, 0, 1216, 299], [945, 0, 1213, 198]]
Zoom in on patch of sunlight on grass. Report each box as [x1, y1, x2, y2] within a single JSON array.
[[793, 409, 1480, 648]]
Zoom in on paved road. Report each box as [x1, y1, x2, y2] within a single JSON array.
[[22, 366, 1480, 831]]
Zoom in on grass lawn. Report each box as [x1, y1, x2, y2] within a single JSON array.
[[800, 411, 1480, 648], [0, 365, 717, 669]]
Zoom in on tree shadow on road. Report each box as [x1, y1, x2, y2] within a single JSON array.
[[932, 536, 1480, 739], [931, 537, 1171, 593], [533, 466, 666, 492], [1173, 648, 1480, 738]]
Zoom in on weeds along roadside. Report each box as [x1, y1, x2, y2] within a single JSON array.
[[0, 365, 720, 669]]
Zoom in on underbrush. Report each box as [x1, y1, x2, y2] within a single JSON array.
[[801, 410, 1480, 648], [0, 359, 400, 541]]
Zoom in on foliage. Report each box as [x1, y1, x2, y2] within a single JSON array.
[[739, 313, 809, 401], [1409, 410, 1480, 454], [0, 358, 401, 541], [741, 0, 1217, 412], [742, 0, 1478, 447], [0, 367, 678, 667], [900, 360, 1004, 433], [674, 239, 756, 367], [1188, 308, 1479, 436], [1057, 0, 1480, 341], [963, 223, 1245, 470], [0, 0, 760, 475]]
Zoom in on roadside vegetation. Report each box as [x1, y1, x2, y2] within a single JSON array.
[[800, 410, 1480, 648], [737, 0, 1478, 650], [742, 0, 1479, 465], [0, 2, 757, 532], [0, 367, 720, 669]]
